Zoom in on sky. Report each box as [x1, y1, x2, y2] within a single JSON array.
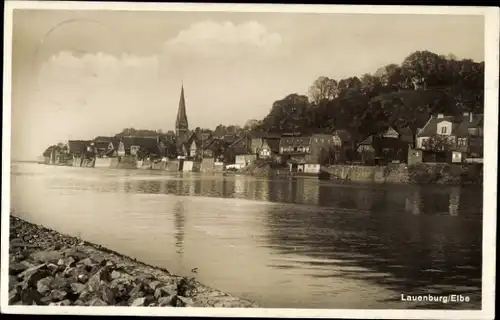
[[9, 9, 484, 160]]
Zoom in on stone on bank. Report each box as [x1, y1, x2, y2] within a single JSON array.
[[8, 215, 257, 308]]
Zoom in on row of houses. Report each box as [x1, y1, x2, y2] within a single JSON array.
[[54, 111, 482, 172]]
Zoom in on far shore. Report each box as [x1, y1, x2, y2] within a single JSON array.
[[12, 160, 483, 186]]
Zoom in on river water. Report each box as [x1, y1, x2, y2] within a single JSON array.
[[10, 162, 482, 309]]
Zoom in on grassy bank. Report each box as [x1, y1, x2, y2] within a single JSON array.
[[8, 215, 257, 307]]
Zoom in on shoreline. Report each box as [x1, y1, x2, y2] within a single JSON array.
[[32, 161, 482, 186], [7, 215, 258, 307]]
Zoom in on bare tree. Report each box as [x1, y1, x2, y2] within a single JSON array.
[[308, 76, 339, 103]]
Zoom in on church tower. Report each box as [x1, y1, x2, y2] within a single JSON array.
[[175, 83, 189, 145]]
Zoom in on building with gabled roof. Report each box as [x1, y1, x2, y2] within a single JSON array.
[[416, 112, 484, 157]]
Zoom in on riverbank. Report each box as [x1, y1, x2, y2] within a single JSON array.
[[241, 162, 483, 185], [8, 215, 257, 307]]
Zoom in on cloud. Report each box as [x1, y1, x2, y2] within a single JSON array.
[[163, 20, 284, 59], [36, 51, 160, 106], [14, 21, 288, 159]]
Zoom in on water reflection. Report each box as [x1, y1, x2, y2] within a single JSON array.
[[173, 199, 185, 256], [10, 164, 483, 309]]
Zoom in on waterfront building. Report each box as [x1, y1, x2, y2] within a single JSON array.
[[416, 112, 484, 163]]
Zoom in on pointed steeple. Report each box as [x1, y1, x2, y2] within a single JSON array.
[[176, 83, 188, 130], [175, 83, 189, 149]]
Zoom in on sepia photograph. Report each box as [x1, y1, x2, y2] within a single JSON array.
[[2, 1, 498, 319]]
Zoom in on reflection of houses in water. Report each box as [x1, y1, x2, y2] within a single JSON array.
[[182, 179, 191, 195], [200, 178, 215, 195], [194, 179, 202, 195], [404, 186, 462, 216], [123, 180, 138, 193], [222, 178, 236, 197], [300, 180, 320, 204], [448, 186, 460, 216], [158, 179, 166, 194], [355, 187, 375, 211], [254, 179, 270, 202], [405, 187, 422, 215], [172, 200, 186, 256], [261, 186, 481, 299], [298, 180, 320, 206], [234, 177, 246, 196], [189, 180, 195, 196]]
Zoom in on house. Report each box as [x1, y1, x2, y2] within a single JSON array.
[[259, 138, 280, 161], [223, 134, 237, 146], [396, 127, 415, 147], [357, 130, 410, 165], [117, 136, 161, 159], [308, 134, 336, 165], [332, 130, 353, 148], [201, 137, 225, 161], [416, 112, 484, 162], [93, 136, 112, 157], [189, 139, 202, 160], [235, 154, 257, 167], [331, 129, 356, 163], [249, 132, 279, 155], [106, 138, 120, 157], [279, 135, 312, 171], [224, 134, 252, 163], [68, 140, 92, 158]]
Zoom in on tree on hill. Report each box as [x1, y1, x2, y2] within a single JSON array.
[[256, 50, 484, 141]]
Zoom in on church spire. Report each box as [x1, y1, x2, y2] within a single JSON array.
[[176, 83, 188, 130], [175, 83, 189, 143]]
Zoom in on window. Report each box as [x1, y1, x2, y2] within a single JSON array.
[[440, 127, 447, 134]]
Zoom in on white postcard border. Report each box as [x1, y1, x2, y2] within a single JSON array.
[[1, 2, 498, 319]]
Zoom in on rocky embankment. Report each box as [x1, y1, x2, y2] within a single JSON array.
[[8, 216, 257, 307]]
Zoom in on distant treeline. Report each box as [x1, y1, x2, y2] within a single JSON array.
[[249, 50, 484, 141]]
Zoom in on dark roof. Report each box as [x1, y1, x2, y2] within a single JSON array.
[[68, 140, 91, 154], [223, 134, 237, 144], [333, 130, 352, 142], [249, 131, 264, 139], [121, 136, 159, 154], [188, 138, 202, 149], [94, 141, 109, 150], [92, 136, 111, 150], [358, 136, 408, 149], [396, 127, 414, 144], [452, 113, 484, 137], [280, 136, 311, 147], [417, 113, 484, 138], [263, 138, 280, 153], [264, 133, 282, 139], [396, 127, 413, 137], [109, 137, 120, 147], [159, 134, 176, 144], [94, 136, 112, 142], [202, 137, 217, 150], [228, 136, 250, 154], [200, 132, 212, 141]]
